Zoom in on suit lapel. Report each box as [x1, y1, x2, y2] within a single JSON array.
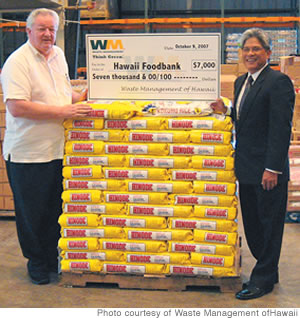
[[236, 66, 270, 132]]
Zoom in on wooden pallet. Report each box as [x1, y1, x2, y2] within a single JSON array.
[[59, 271, 242, 293]]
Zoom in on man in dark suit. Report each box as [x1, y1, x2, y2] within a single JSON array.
[[211, 28, 295, 300]]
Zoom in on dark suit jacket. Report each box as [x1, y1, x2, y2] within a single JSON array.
[[233, 65, 295, 184]]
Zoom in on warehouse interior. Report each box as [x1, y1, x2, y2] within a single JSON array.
[[0, 0, 300, 309]]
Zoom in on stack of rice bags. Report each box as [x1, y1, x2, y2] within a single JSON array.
[[59, 100, 239, 278]]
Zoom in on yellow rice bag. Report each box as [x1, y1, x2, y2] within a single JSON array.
[[104, 192, 169, 205], [125, 228, 193, 241], [61, 259, 102, 272], [190, 253, 235, 268], [191, 156, 235, 170], [102, 262, 168, 275], [169, 144, 233, 157], [65, 129, 125, 142], [193, 206, 237, 220], [100, 239, 167, 253], [194, 230, 238, 246], [85, 101, 142, 119], [168, 241, 235, 256], [58, 237, 99, 250], [170, 169, 236, 183], [167, 116, 233, 132], [63, 179, 126, 191], [104, 117, 167, 130], [104, 143, 169, 156], [127, 204, 194, 218], [59, 214, 100, 228], [103, 167, 169, 180], [62, 190, 102, 203], [63, 165, 103, 179], [126, 181, 193, 194], [61, 226, 125, 239], [168, 264, 236, 277], [65, 141, 105, 155], [126, 252, 190, 265], [63, 155, 125, 167], [63, 203, 126, 214], [63, 118, 104, 130], [61, 250, 125, 262], [125, 130, 190, 143], [168, 218, 237, 232], [190, 130, 232, 145], [170, 194, 237, 207], [193, 181, 236, 196], [101, 215, 167, 229], [126, 155, 191, 169]]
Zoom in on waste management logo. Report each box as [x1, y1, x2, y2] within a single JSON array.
[[89, 39, 124, 52]]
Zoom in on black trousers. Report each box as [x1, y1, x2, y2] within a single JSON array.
[[5, 159, 63, 269], [239, 182, 288, 288]]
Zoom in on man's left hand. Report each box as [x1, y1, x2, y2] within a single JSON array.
[[261, 170, 278, 191]]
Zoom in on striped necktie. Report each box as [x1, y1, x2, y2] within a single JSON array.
[[238, 75, 253, 119]]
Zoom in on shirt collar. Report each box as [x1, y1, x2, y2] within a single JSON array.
[[27, 40, 57, 61], [247, 62, 268, 82]]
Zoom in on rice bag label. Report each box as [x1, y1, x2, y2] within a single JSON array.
[[127, 254, 170, 264], [66, 180, 107, 190], [87, 109, 108, 118], [129, 205, 174, 217], [70, 261, 90, 271], [203, 158, 226, 169], [103, 217, 146, 228], [71, 168, 93, 178], [104, 264, 145, 274], [174, 195, 219, 206], [73, 120, 94, 129], [204, 184, 227, 194], [128, 230, 172, 241], [66, 216, 88, 226], [201, 133, 224, 143], [66, 156, 109, 166], [105, 169, 148, 179], [129, 132, 173, 143], [170, 145, 214, 156], [169, 119, 214, 130], [72, 143, 94, 153], [205, 208, 228, 219], [172, 219, 217, 230], [171, 242, 216, 254], [105, 144, 148, 154], [106, 194, 149, 204], [129, 157, 174, 168], [68, 131, 109, 141], [63, 228, 105, 237], [205, 232, 228, 244], [129, 182, 173, 193], [64, 252, 106, 260], [105, 120, 147, 129], [202, 255, 225, 267], [172, 171, 217, 181], [170, 265, 213, 276], [67, 240, 89, 249], [103, 241, 146, 252], [71, 193, 92, 202], [65, 204, 106, 213]]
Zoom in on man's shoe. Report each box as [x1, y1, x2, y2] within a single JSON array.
[[236, 285, 273, 300], [242, 273, 279, 289], [27, 261, 49, 285]]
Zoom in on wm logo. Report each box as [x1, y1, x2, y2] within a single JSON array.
[[90, 39, 124, 50]]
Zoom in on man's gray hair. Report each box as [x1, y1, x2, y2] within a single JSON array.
[[26, 8, 59, 29], [240, 28, 271, 51]]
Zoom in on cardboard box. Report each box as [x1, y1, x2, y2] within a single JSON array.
[[0, 168, 8, 183], [293, 111, 300, 130], [0, 112, 5, 128], [3, 196, 14, 210], [221, 64, 238, 76], [2, 182, 12, 197], [292, 130, 300, 142]]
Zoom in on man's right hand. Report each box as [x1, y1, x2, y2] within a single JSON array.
[[210, 98, 228, 114]]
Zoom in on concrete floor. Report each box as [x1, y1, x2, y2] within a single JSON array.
[[0, 215, 299, 309]]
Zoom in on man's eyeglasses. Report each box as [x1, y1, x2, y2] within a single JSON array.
[[242, 46, 264, 53]]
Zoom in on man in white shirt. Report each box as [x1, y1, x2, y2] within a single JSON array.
[[211, 28, 294, 300], [1, 8, 92, 284]]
